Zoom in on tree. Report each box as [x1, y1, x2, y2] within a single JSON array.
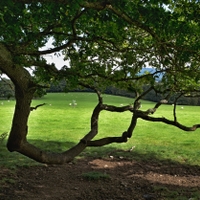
[[0, 0, 199, 164], [0, 78, 14, 99]]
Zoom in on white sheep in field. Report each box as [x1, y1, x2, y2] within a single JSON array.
[[69, 100, 77, 107]]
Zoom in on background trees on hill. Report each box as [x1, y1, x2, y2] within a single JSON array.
[[0, 78, 14, 99], [0, 78, 46, 99], [46, 81, 200, 105], [0, 0, 199, 164], [1, 77, 200, 105]]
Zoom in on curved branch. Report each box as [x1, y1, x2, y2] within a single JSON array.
[[87, 134, 128, 146], [173, 93, 183, 122], [133, 86, 153, 110], [154, 93, 170, 109], [103, 104, 133, 112], [30, 103, 46, 111], [87, 113, 138, 146], [29, 40, 74, 56], [140, 94, 170, 116], [71, 8, 87, 37], [138, 113, 200, 131]]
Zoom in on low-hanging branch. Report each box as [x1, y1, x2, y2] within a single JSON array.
[[86, 91, 200, 148], [30, 103, 46, 111], [87, 134, 128, 146], [103, 104, 134, 112], [85, 94, 139, 147], [87, 113, 138, 147], [138, 113, 200, 131]]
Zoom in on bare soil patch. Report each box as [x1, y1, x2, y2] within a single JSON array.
[[1, 158, 200, 200]]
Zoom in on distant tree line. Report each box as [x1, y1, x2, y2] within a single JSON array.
[[141, 85, 200, 106], [0, 78, 46, 99], [0, 78, 14, 99], [1, 78, 200, 105], [48, 80, 200, 106]]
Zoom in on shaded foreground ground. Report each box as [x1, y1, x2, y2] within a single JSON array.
[[1, 158, 200, 200]]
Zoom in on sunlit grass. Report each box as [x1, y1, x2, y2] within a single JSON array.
[[0, 92, 200, 167]]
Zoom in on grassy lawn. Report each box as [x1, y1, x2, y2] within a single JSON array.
[[0, 92, 200, 167]]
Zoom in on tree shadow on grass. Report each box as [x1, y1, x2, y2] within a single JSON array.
[[80, 146, 200, 199], [85, 157, 200, 200], [1, 140, 200, 199]]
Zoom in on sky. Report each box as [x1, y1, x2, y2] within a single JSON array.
[[41, 37, 69, 69], [43, 53, 69, 69]]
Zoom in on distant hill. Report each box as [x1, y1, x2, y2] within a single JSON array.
[[139, 68, 163, 81]]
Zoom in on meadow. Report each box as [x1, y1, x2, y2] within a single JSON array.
[[0, 92, 200, 168]]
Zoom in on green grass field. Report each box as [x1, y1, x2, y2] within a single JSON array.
[[0, 92, 200, 168]]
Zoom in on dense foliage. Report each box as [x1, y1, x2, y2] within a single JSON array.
[[0, 0, 199, 164]]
